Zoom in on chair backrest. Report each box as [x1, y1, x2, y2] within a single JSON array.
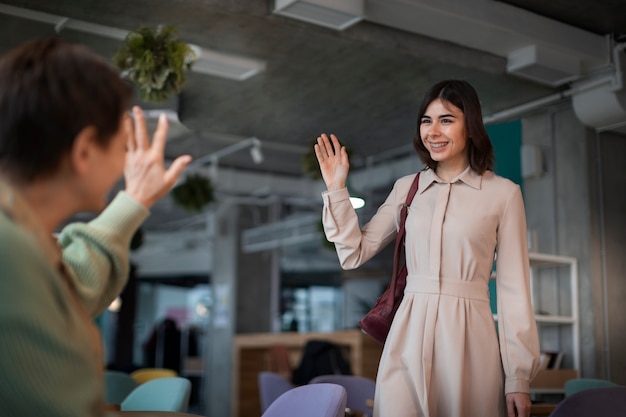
[[309, 374, 376, 416], [258, 371, 296, 413], [564, 377, 619, 397], [120, 376, 191, 412], [262, 383, 347, 417], [550, 386, 626, 417], [130, 367, 178, 385], [104, 370, 138, 405]]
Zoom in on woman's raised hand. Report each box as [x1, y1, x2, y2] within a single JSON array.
[[314, 134, 350, 192], [124, 106, 192, 208]]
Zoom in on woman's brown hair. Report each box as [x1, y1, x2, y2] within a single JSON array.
[[0, 37, 133, 182], [413, 79, 494, 175]]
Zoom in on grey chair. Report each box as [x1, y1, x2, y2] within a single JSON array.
[[261, 383, 347, 417], [258, 371, 296, 413], [309, 374, 376, 417], [549, 386, 626, 417]]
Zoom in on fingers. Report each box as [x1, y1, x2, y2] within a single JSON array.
[[151, 113, 169, 156], [315, 133, 342, 158], [163, 155, 193, 189], [132, 106, 150, 150], [123, 114, 134, 152]]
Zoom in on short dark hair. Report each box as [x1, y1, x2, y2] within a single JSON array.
[[413, 79, 494, 174], [0, 37, 133, 182]]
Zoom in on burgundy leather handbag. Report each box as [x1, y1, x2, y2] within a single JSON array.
[[359, 172, 420, 344]]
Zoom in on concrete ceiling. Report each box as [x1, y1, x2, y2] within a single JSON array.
[[0, 0, 623, 231]]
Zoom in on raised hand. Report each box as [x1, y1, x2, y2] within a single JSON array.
[[123, 106, 192, 208], [314, 133, 350, 192]]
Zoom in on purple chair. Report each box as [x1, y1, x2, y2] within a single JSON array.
[[258, 371, 296, 413], [549, 386, 626, 417], [309, 374, 376, 417], [261, 383, 347, 417]]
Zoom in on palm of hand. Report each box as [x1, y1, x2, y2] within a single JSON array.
[[315, 134, 350, 190]]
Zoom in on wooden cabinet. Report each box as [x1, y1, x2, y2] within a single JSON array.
[[232, 329, 383, 417]]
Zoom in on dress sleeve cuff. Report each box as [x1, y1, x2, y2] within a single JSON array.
[[505, 377, 530, 394], [89, 191, 150, 239], [321, 188, 350, 204]]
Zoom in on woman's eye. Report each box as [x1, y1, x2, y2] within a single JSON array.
[[420, 118, 431, 124]]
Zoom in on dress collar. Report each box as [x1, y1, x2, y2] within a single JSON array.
[[418, 166, 483, 194]]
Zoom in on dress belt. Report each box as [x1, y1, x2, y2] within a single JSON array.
[[405, 275, 490, 302]]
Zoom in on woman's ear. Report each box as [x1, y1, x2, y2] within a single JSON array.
[[69, 126, 98, 177]]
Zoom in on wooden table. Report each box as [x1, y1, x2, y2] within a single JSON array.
[[530, 402, 557, 416]]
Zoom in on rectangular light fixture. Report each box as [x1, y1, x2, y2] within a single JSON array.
[[274, 0, 363, 31], [0, 3, 265, 81], [189, 45, 266, 81]]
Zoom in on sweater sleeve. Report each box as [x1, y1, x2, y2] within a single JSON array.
[[495, 186, 541, 394], [57, 191, 149, 317], [321, 177, 409, 269]]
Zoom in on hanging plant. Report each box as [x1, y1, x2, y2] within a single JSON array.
[[113, 24, 196, 102], [301, 137, 352, 179], [171, 173, 215, 212]]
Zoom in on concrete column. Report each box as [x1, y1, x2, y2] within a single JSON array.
[[522, 105, 626, 383], [522, 107, 594, 374], [204, 200, 276, 416], [204, 201, 239, 417]]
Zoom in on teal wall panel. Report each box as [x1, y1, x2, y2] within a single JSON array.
[[486, 120, 522, 314]]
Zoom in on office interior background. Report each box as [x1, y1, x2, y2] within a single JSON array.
[[0, 0, 625, 415]]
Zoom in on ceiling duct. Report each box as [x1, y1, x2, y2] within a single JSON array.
[[572, 83, 626, 132], [571, 45, 626, 133], [507, 45, 581, 87], [273, 0, 363, 31]]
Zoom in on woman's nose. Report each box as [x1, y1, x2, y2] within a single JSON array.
[[428, 122, 440, 136]]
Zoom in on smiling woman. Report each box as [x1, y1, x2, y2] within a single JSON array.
[[314, 80, 540, 417]]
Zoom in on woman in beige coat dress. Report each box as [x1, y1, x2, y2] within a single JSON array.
[[315, 80, 540, 417]]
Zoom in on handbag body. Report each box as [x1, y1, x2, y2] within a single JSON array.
[[358, 172, 421, 344]]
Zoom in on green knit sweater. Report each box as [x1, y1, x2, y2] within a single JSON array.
[[0, 182, 149, 417]]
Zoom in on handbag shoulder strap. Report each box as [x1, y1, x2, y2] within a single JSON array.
[[405, 172, 420, 208], [398, 172, 420, 240], [389, 172, 421, 291]]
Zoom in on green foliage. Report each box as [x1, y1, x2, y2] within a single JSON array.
[[114, 24, 196, 102], [171, 173, 215, 212]]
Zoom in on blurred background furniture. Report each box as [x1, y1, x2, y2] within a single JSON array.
[[130, 368, 178, 385], [233, 329, 382, 417], [563, 377, 619, 397], [258, 371, 295, 413], [261, 383, 347, 417], [548, 386, 626, 417], [309, 375, 376, 417], [120, 376, 192, 412], [105, 370, 139, 405]]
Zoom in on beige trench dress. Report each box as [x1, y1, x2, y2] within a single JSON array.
[[322, 167, 540, 417]]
